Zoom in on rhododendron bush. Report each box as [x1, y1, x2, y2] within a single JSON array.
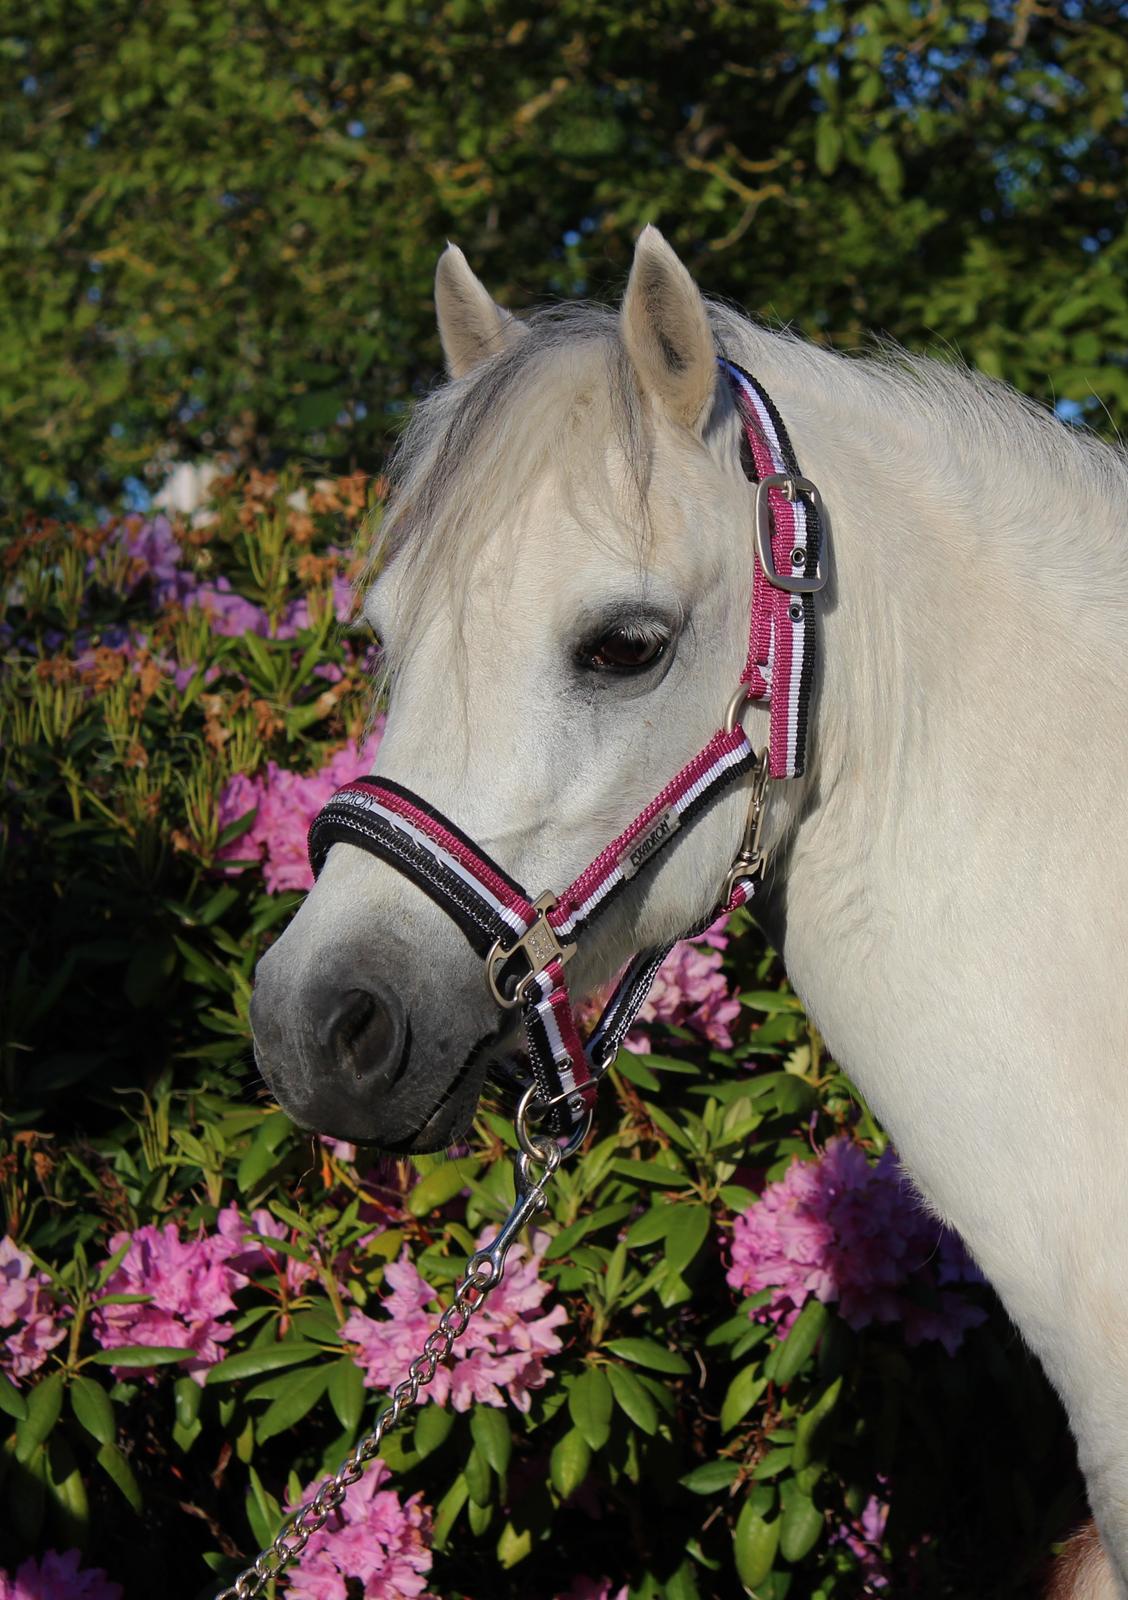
[[0, 477, 1083, 1598]]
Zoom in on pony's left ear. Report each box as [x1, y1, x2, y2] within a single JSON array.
[[620, 225, 716, 435], [434, 243, 526, 378]]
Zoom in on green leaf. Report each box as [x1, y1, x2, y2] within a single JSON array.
[[663, 1205, 710, 1276], [69, 1376, 115, 1445], [603, 1337, 689, 1375], [88, 1345, 194, 1369], [0, 1370, 29, 1421], [471, 1405, 512, 1476], [793, 1377, 842, 1470], [611, 1159, 694, 1188], [734, 1500, 780, 1589], [624, 1206, 675, 1248], [407, 1157, 480, 1217], [568, 1367, 613, 1452], [465, 1444, 492, 1507], [246, 1464, 283, 1550], [96, 1440, 142, 1513], [432, 1473, 469, 1551], [206, 1343, 323, 1384], [720, 1366, 768, 1433], [550, 1427, 591, 1499], [16, 1370, 64, 1462], [780, 1480, 824, 1562], [773, 1299, 830, 1385], [328, 1357, 365, 1434], [254, 1366, 330, 1443], [606, 1364, 658, 1434], [414, 1402, 454, 1458], [679, 1460, 739, 1493], [497, 1515, 533, 1568]]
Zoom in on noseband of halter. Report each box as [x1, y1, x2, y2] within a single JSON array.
[[307, 360, 827, 1136]]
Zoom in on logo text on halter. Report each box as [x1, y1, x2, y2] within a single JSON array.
[[619, 808, 680, 880]]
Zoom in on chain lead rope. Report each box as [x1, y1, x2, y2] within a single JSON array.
[[216, 1125, 566, 1600]]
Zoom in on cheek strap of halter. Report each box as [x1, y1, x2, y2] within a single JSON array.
[[306, 361, 825, 1135]]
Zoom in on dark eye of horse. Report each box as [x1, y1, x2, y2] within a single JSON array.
[[579, 624, 668, 674]]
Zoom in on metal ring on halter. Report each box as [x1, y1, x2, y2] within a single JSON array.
[[516, 1083, 594, 1163], [725, 683, 754, 735]]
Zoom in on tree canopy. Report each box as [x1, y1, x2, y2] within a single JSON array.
[[3, 0, 1126, 506]]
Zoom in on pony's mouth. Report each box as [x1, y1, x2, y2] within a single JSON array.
[[350, 1031, 504, 1156]]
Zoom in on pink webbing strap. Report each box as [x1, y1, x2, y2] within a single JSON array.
[[721, 359, 821, 781]]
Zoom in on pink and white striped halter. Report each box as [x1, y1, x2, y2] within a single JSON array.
[[308, 360, 827, 1138]]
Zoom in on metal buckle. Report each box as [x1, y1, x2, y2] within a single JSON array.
[[487, 892, 576, 1010], [721, 746, 770, 903], [754, 473, 828, 595]]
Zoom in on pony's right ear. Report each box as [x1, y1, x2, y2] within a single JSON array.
[[620, 225, 716, 435], [434, 244, 526, 378]]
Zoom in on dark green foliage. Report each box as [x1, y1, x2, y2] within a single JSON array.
[[3, 2, 1127, 504]]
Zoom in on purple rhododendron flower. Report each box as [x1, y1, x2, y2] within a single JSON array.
[[284, 1459, 434, 1600], [114, 516, 191, 606], [0, 1549, 122, 1600], [829, 1490, 890, 1592], [0, 1237, 67, 1382], [91, 1221, 244, 1383], [216, 726, 384, 893], [342, 1232, 567, 1412], [726, 1137, 986, 1353], [625, 928, 740, 1053]]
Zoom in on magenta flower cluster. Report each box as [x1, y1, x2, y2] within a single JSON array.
[[90, 1204, 319, 1383], [626, 925, 741, 1053], [726, 1137, 986, 1354], [217, 726, 384, 893], [342, 1233, 567, 1412], [284, 1460, 434, 1600], [0, 1549, 122, 1600], [0, 1237, 67, 1382], [92, 1218, 244, 1382]]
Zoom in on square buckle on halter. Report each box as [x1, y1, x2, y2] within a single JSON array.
[[754, 474, 828, 595], [487, 893, 577, 1011]]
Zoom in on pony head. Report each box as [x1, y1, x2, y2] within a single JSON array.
[[250, 228, 770, 1150]]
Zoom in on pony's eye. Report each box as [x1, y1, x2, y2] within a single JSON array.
[[579, 624, 668, 674]]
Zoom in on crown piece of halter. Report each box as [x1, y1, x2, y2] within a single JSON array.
[[307, 359, 828, 1135]]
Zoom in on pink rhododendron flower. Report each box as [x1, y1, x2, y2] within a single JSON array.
[[625, 933, 740, 1053], [726, 1137, 985, 1353], [216, 726, 384, 893], [0, 1237, 67, 1382], [91, 1221, 243, 1383], [214, 1205, 318, 1296], [342, 1232, 567, 1412], [0, 1548, 122, 1600], [284, 1459, 434, 1600]]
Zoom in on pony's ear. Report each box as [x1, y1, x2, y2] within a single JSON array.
[[620, 225, 716, 435], [434, 244, 525, 378]]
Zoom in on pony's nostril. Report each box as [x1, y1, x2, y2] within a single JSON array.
[[325, 983, 408, 1088], [335, 989, 377, 1054]]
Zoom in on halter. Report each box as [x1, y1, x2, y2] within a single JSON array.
[[307, 360, 827, 1136]]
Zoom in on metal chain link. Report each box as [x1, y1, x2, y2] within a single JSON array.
[[215, 1133, 565, 1600]]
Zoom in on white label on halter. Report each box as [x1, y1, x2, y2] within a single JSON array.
[[619, 808, 680, 880]]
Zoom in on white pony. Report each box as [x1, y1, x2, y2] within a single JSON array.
[[251, 227, 1128, 1597]]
